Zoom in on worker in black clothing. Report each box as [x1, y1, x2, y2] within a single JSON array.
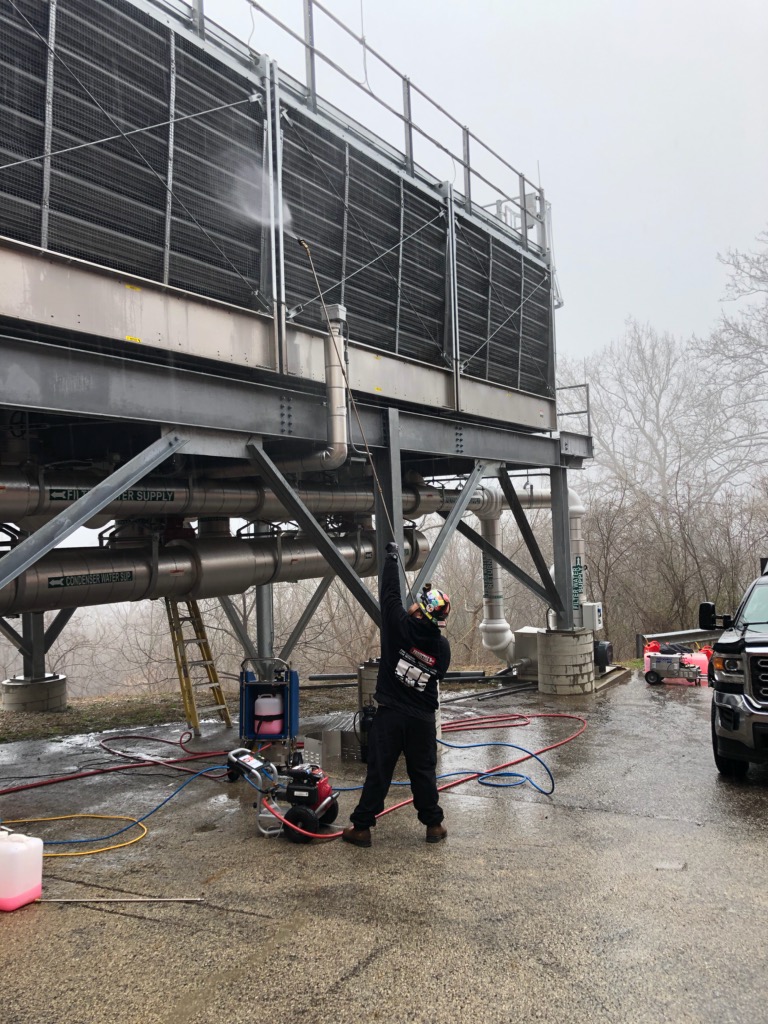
[[342, 541, 451, 847]]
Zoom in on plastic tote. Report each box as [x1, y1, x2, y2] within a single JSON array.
[[0, 830, 44, 911]]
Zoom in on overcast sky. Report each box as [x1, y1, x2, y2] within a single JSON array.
[[209, 0, 768, 361]]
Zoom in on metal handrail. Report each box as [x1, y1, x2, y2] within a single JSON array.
[[244, 0, 545, 250]]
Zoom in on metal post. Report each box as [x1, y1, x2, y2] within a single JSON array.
[[537, 187, 548, 253], [516, 256, 526, 391], [255, 523, 274, 661], [444, 185, 461, 411], [518, 173, 528, 250], [0, 433, 187, 593], [22, 612, 45, 680], [303, 0, 318, 113], [272, 61, 288, 373], [262, 64, 279, 366], [40, 0, 58, 249], [279, 573, 333, 661], [373, 408, 405, 602], [410, 460, 489, 600], [394, 179, 405, 353], [484, 235, 493, 380], [340, 143, 350, 306], [402, 77, 414, 175], [550, 466, 574, 630], [191, 0, 205, 38], [162, 31, 177, 285], [462, 127, 472, 215]]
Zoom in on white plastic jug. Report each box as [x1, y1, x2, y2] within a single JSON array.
[[254, 693, 284, 737], [0, 830, 44, 912]]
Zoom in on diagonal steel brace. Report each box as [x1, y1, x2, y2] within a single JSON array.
[[246, 443, 381, 626], [496, 468, 564, 612]]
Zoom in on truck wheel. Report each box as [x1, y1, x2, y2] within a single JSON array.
[[283, 805, 319, 843], [711, 702, 749, 780], [645, 670, 662, 685]]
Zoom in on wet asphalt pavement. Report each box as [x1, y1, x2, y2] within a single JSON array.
[[1, 673, 767, 1024]]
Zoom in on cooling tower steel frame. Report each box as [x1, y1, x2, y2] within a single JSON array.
[[0, 0, 592, 692]]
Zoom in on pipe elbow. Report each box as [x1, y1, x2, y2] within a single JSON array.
[[479, 618, 517, 666]]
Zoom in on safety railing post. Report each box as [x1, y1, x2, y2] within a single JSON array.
[[403, 77, 414, 175], [303, 0, 318, 112]]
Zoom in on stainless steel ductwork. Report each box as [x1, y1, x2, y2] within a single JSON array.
[[0, 474, 512, 527], [0, 531, 428, 617]]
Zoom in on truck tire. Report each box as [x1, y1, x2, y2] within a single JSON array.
[[645, 670, 662, 685], [711, 702, 749, 780]]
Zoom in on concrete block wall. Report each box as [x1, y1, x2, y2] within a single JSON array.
[[1, 675, 67, 712], [537, 630, 595, 695]]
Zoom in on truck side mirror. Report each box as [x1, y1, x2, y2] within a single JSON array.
[[722, 614, 733, 630], [699, 602, 717, 630]]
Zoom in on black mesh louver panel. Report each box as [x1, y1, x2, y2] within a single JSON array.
[[0, 0, 553, 399], [169, 33, 262, 304], [0, 0, 47, 244], [282, 108, 449, 369], [456, 218, 552, 395]]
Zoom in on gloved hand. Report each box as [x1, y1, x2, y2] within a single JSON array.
[[385, 541, 398, 561]]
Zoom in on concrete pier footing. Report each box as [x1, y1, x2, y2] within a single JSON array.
[[537, 629, 595, 694]]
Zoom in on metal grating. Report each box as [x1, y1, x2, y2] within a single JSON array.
[[0, 0, 553, 398]]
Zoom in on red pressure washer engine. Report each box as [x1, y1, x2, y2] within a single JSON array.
[[227, 748, 339, 844]]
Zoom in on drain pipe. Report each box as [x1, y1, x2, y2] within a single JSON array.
[[275, 303, 349, 474], [477, 482, 587, 667]]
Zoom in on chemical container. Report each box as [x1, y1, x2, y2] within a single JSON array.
[[254, 693, 284, 736], [0, 830, 43, 911]]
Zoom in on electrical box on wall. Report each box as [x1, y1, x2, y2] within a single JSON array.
[[582, 602, 603, 631]]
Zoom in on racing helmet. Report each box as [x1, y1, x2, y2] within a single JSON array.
[[417, 583, 451, 626]]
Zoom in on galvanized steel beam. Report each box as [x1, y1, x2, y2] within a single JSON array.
[[0, 338, 564, 466]]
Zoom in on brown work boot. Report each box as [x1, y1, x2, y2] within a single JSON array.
[[342, 826, 372, 848], [426, 823, 447, 844]]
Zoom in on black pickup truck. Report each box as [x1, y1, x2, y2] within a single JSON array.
[[700, 575, 768, 779]]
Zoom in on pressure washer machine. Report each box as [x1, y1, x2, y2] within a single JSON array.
[[227, 748, 339, 844]]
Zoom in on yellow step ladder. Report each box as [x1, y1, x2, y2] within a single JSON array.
[[165, 598, 233, 737]]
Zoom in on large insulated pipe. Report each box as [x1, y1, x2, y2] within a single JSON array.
[[0, 476, 512, 528], [0, 530, 428, 617], [476, 483, 587, 666]]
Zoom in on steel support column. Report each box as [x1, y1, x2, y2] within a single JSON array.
[[22, 612, 45, 680], [550, 466, 574, 629], [254, 522, 274, 661], [373, 407, 405, 602], [0, 433, 187, 593], [410, 461, 488, 600], [246, 443, 381, 626], [279, 573, 333, 661]]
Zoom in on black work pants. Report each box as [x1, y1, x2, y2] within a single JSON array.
[[350, 705, 443, 829]]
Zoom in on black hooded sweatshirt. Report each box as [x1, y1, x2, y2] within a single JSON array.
[[373, 555, 451, 722]]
